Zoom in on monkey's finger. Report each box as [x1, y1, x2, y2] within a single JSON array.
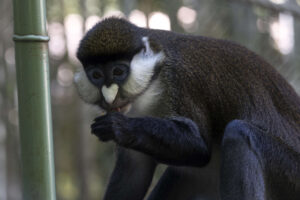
[[91, 124, 115, 139], [92, 131, 114, 142], [91, 124, 115, 137], [94, 114, 112, 122], [93, 117, 114, 126], [94, 112, 126, 122], [91, 122, 113, 130]]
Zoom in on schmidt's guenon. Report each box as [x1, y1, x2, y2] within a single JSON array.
[[74, 17, 300, 200]]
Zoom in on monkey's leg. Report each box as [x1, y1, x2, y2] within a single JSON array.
[[147, 167, 182, 200], [221, 120, 300, 200], [103, 147, 156, 200], [148, 145, 221, 200], [147, 167, 208, 200], [221, 120, 266, 200]]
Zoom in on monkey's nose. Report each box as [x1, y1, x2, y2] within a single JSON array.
[[101, 83, 119, 104]]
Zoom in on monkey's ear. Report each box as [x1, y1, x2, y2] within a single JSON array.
[[122, 37, 164, 97], [140, 37, 164, 58], [144, 37, 163, 54]]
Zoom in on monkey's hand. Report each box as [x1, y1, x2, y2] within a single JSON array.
[[91, 112, 134, 145]]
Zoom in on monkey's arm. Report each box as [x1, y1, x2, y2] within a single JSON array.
[[104, 147, 156, 200], [92, 113, 210, 167]]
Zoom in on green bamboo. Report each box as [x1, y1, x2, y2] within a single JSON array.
[[12, 0, 56, 199]]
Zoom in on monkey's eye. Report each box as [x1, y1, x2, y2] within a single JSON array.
[[92, 70, 103, 79], [112, 64, 129, 82], [113, 67, 124, 76], [87, 68, 104, 85]]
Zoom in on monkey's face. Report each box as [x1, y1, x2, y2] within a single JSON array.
[[74, 25, 164, 114], [79, 59, 132, 113]]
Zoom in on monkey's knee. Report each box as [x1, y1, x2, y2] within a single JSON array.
[[221, 120, 266, 200], [222, 120, 262, 150]]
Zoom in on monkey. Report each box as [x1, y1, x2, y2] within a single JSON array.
[[74, 17, 300, 200]]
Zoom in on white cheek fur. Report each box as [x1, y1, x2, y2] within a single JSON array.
[[73, 69, 100, 104], [123, 37, 164, 96], [131, 78, 163, 115]]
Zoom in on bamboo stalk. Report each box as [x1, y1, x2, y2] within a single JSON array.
[[12, 0, 56, 199]]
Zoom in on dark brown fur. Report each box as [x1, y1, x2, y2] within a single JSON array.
[[154, 32, 300, 148], [77, 17, 300, 200]]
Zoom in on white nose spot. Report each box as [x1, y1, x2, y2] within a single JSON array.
[[101, 83, 119, 104]]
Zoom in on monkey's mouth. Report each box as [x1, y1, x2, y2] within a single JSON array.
[[110, 103, 132, 113], [98, 100, 132, 114]]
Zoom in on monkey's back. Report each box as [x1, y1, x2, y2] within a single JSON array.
[[148, 30, 300, 149]]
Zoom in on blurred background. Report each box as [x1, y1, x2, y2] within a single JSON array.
[[0, 0, 300, 199]]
